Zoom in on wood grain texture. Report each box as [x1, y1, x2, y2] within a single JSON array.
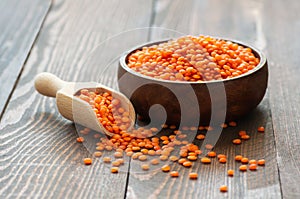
[[264, 0, 300, 198], [0, 0, 51, 117], [126, 0, 282, 198], [0, 0, 152, 198]]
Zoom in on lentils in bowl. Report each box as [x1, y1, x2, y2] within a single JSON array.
[[118, 35, 268, 126]]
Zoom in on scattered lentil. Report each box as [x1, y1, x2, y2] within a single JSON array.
[[249, 164, 257, 170], [241, 158, 249, 164], [220, 185, 228, 192], [235, 155, 243, 161], [94, 151, 102, 157], [239, 165, 247, 171], [227, 170, 234, 176], [232, 139, 242, 145], [141, 164, 150, 170], [258, 159, 265, 166], [201, 157, 211, 164], [76, 137, 84, 143], [161, 165, 171, 172], [151, 158, 160, 165], [111, 167, 119, 173], [170, 171, 179, 177], [258, 126, 265, 132], [83, 158, 92, 165], [189, 173, 198, 179]]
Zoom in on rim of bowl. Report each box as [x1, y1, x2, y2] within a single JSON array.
[[119, 37, 267, 84]]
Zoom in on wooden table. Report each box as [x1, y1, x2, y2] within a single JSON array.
[[1, 0, 299, 198]]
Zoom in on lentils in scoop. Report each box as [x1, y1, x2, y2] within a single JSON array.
[[127, 35, 260, 81], [75, 89, 132, 134]]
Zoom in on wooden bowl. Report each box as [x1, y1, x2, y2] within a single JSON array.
[[118, 39, 268, 126]]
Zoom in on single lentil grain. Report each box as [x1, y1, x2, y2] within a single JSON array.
[[189, 173, 198, 179], [249, 159, 257, 165], [201, 157, 211, 164], [94, 151, 102, 157], [83, 158, 92, 165], [151, 159, 160, 165], [207, 151, 217, 158], [77, 137, 84, 143], [220, 185, 228, 192], [235, 155, 243, 161], [239, 165, 247, 171], [141, 164, 150, 170], [183, 161, 192, 167], [170, 171, 179, 177], [161, 165, 171, 172], [249, 164, 257, 170], [111, 167, 119, 173], [258, 159, 265, 166], [219, 158, 227, 164], [196, 134, 205, 140], [258, 126, 265, 132], [227, 169, 234, 176], [241, 158, 249, 164], [232, 139, 242, 145], [103, 157, 111, 163]]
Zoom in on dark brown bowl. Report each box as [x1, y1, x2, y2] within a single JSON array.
[[118, 38, 268, 126]]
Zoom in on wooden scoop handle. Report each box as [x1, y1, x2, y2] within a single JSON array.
[[34, 72, 67, 97]]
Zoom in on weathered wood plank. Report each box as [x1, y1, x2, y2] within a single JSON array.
[[0, 0, 152, 198], [264, 0, 300, 198], [126, 0, 282, 198], [0, 0, 51, 117]]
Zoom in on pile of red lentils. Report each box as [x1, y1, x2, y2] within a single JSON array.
[[75, 88, 266, 193], [127, 35, 260, 81]]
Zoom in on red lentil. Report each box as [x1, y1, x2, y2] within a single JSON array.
[[258, 126, 265, 132], [170, 171, 179, 177], [141, 164, 150, 170], [205, 144, 213, 150], [217, 154, 226, 159], [227, 169, 234, 176], [241, 135, 250, 140], [76, 137, 84, 143], [94, 151, 102, 157], [150, 159, 160, 165], [196, 134, 205, 140], [207, 151, 217, 158], [249, 164, 257, 170], [189, 173, 198, 179], [249, 159, 257, 165], [220, 185, 228, 192], [183, 161, 192, 167], [201, 157, 211, 164], [114, 151, 123, 158], [241, 158, 249, 164], [232, 139, 242, 145], [178, 158, 187, 165], [219, 158, 227, 164], [83, 158, 92, 165], [239, 130, 247, 136], [127, 36, 259, 82], [258, 159, 265, 166], [111, 167, 119, 173], [139, 155, 148, 161], [161, 165, 171, 172], [169, 155, 179, 162], [239, 165, 247, 171], [235, 155, 243, 161], [103, 157, 111, 163], [112, 161, 121, 167]]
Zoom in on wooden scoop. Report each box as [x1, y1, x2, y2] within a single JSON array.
[[34, 72, 136, 136]]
